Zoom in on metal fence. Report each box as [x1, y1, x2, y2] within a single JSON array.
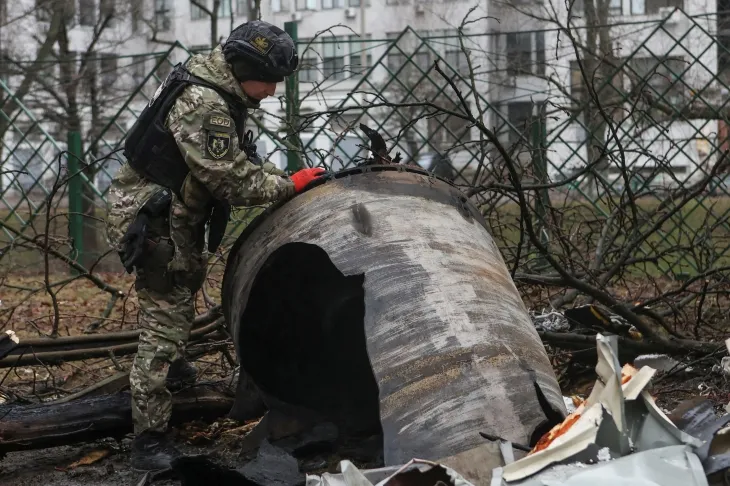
[[1, 9, 729, 278]]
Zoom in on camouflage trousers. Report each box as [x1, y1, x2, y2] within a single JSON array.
[[129, 215, 206, 435]]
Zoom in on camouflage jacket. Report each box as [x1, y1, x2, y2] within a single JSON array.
[[106, 45, 295, 272]]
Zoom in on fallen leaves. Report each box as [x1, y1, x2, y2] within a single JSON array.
[[56, 448, 111, 472], [179, 418, 261, 447]]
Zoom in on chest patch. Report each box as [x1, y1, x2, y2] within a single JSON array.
[[206, 131, 231, 160]]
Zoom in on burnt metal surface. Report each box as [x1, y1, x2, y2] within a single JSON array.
[[222, 166, 566, 465]]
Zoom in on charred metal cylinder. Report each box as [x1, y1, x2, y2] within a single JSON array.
[[222, 166, 565, 465]]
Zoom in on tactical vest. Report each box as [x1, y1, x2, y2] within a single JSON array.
[[123, 63, 251, 253]]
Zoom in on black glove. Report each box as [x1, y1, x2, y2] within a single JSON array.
[[119, 213, 150, 273]]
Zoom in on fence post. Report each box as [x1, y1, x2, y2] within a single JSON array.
[[284, 20, 302, 172], [67, 131, 84, 272]]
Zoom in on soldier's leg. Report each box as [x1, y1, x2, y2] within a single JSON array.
[[130, 276, 194, 434], [129, 234, 206, 471]]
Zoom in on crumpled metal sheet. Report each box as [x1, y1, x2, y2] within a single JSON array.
[[486, 333, 711, 485], [308, 333, 729, 486], [305, 459, 476, 486], [493, 445, 708, 486]]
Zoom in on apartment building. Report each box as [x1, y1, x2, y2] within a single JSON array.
[[0, 0, 724, 188]]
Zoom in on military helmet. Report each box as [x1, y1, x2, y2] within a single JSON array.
[[223, 20, 298, 83]]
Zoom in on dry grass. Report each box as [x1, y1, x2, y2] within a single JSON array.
[[0, 259, 229, 403]]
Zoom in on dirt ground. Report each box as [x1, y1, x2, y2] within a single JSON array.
[[0, 421, 251, 486], [2, 364, 728, 486], [2, 271, 730, 485]]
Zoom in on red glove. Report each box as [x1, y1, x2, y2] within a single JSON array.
[[291, 167, 327, 193]]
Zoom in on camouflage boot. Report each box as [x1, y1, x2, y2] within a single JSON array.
[[130, 431, 182, 471], [166, 358, 198, 391]]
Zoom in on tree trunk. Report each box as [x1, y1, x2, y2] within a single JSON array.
[[582, 0, 610, 188], [211, 0, 220, 48], [0, 386, 235, 455], [249, 0, 261, 20]]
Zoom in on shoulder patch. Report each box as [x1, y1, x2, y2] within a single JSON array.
[[206, 131, 232, 160], [203, 113, 234, 132]]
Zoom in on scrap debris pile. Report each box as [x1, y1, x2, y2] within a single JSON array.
[[299, 334, 730, 486], [136, 333, 730, 486]]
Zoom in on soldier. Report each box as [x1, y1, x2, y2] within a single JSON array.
[[105, 20, 327, 471]]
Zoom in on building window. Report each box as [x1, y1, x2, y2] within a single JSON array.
[[100, 0, 116, 24], [100, 0, 115, 19], [100, 54, 118, 93], [155, 58, 172, 81], [131, 0, 143, 31], [322, 0, 344, 7], [131, 56, 147, 84], [609, 0, 622, 15], [63, 0, 77, 27], [218, 0, 232, 17], [83, 56, 97, 94], [506, 31, 545, 77], [271, 0, 283, 12], [0, 49, 9, 83], [568, 0, 583, 12], [631, 0, 645, 14], [627, 56, 685, 102], [323, 37, 346, 80], [155, 0, 172, 31], [570, 60, 586, 112], [192, 0, 206, 19], [720, 36, 730, 82], [79, 0, 95, 25], [35, 0, 52, 21], [348, 34, 372, 78], [535, 30, 545, 77], [296, 0, 317, 9], [441, 30, 469, 73], [506, 32, 532, 76], [507, 102, 538, 145], [386, 32, 406, 73], [298, 38, 318, 82], [645, 0, 682, 13]]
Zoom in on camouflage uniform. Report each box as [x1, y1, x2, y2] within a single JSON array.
[[106, 45, 295, 435]]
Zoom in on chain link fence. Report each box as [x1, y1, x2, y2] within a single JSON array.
[[1, 10, 729, 279]]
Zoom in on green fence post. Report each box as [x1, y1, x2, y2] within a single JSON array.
[[284, 20, 302, 172], [67, 131, 84, 272]]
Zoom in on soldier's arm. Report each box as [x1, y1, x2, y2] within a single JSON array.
[[167, 95, 295, 207]]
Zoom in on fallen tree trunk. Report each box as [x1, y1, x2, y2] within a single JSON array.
[[3, 306, 221, 357], [0, 318, 224, 368], [0, 385, 234, 455]]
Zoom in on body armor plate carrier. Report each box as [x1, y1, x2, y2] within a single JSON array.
[[123, 63, 258, 253]]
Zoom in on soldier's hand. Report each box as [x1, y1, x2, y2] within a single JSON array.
[[290, 167, 328, 193], [119, 213, 150, 273]]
